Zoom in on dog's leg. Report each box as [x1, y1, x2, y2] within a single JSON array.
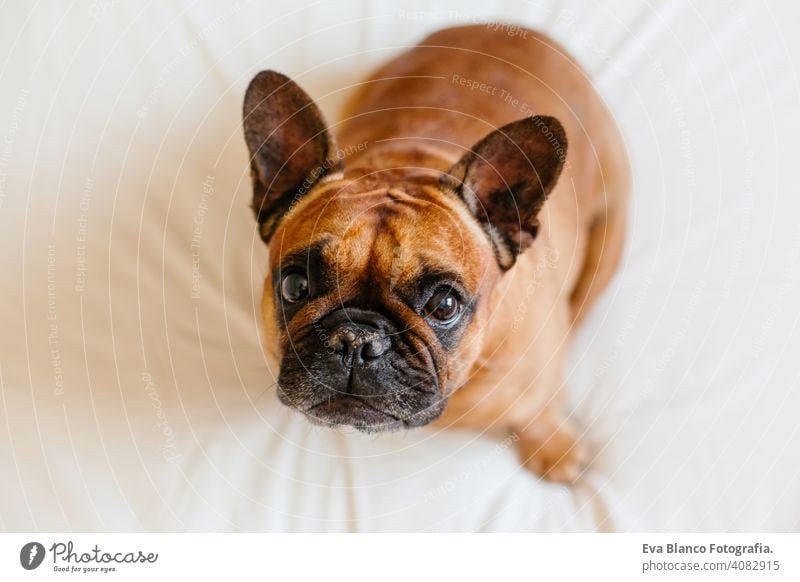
[[509, 321, 587, 483], [513, 407, 587, 483], [441, 359, 587, 483], [440, 289, 587, 482]]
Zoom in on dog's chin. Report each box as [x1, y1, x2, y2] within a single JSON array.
[[279, 390, 447, 433], [304, 395, 405, 433]]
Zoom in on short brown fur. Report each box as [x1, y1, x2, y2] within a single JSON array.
[[248, 25, 628, 481]]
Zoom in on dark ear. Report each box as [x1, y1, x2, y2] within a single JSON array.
[[243, 70, 340, 242], [442, 116, 567, 269]]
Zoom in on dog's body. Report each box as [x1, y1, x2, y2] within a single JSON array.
[[243, 25, 628, 481]]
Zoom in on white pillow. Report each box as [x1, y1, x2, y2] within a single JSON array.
[[1, 0, 798, 531]]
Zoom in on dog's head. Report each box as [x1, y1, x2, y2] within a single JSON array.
[[243, 70, 567, 431]]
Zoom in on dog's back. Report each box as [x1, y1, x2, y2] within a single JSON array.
[[339, 24, 629, 321]]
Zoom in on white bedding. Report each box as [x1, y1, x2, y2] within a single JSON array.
[[1, 0, 799, 532]]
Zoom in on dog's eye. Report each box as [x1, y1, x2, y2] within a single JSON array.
[[423, 287, 461, 324], [281, 271, 309, 303]]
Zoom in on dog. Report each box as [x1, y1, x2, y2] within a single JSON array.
[[242, 24, 629, 482]]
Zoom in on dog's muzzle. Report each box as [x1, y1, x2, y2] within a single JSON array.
[[276, 307, 446, 431]]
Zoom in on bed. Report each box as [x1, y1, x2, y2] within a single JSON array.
[[1, 0, 798, 531]]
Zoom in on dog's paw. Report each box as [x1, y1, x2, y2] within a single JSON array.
[[516, 419, 588, 483]]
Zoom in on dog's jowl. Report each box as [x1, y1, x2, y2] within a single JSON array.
[[242, 25, 629, 482]]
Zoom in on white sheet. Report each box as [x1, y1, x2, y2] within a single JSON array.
[[1, 0, 799, 532]]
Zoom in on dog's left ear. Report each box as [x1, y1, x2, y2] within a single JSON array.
[[443, 116, 567, 269], [243, 70, 340, 242]]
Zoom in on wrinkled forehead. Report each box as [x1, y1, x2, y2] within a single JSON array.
[[268, 176, 493, 290]]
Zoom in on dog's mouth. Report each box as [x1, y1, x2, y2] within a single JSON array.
[[275, 305, 449, 432], [303, 394, 404, 432], [277, 379, 447, 433]]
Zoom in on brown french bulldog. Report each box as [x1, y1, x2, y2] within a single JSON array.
[[242, 24, 629, 482]]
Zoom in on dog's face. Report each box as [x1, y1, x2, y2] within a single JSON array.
[[243, 71, 566, 432]]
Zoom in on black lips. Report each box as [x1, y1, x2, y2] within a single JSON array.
[[277, 307, 445, 431]]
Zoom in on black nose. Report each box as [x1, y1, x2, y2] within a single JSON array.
[[329, 325, 389, 363]]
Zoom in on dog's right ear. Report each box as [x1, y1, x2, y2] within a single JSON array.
[[442, 116, 567, 270], [243, 70, 340, 243]]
